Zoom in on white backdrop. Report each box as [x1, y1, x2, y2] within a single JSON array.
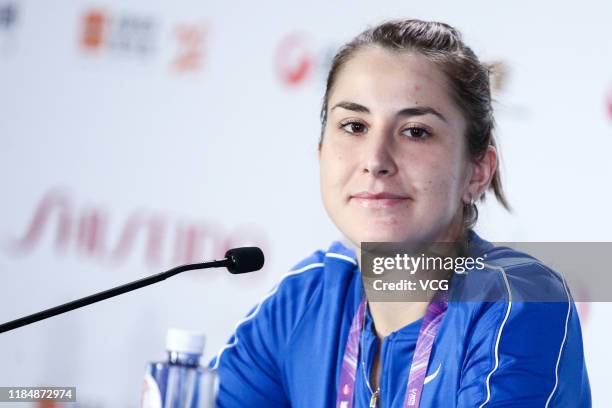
[[1, 0, 611, 407]]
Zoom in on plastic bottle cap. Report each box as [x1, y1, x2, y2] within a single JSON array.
[[166, 328, 205, 355]]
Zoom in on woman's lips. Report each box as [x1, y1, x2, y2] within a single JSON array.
[[350, 192, 411, 209]]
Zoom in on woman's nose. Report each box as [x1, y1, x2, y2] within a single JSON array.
[[362, 135, 398, 177]]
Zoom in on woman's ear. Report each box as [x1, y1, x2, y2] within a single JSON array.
[[464, 145, 497, 203]]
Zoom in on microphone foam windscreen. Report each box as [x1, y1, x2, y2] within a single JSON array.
[[224, 247, 265, 274]]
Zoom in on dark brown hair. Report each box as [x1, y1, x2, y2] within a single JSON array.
[[319, 19, 511, 229]]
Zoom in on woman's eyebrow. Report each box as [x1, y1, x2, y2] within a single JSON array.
[[331, 101, 448, 123]]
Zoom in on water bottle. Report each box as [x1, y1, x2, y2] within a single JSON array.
[[141, 328, 212, 408]]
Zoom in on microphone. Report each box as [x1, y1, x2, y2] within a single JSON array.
[[0, 247, 264, 334], [225, 247, 265, 274]]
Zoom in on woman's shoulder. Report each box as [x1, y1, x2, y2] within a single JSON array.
[[273, 240, 359, 302], [463, 231, 570, 303], [209, 241, 360, 370]]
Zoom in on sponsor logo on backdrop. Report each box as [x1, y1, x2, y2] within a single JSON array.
[[0, 2, 16, 28], [0, 2, 18, 55], [607, 85, 612, 120], [80, 9, 157, 55], [274, 32, 337, 87], [576, 302, 590, 326], [4, 188, 269, 270], [79, 10, 207, 73], [172, 22, 206, 73]]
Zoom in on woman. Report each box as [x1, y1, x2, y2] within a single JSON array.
[[209, 19, 591, 407]]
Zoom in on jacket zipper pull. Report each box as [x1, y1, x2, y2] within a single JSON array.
[[369, 388, 380, 408]]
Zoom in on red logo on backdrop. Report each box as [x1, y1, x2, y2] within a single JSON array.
[[172, 23, 207, 72], [274, 32, 338, 88], [5, 188, 269, 270], [35, 401, 58, 408], [576, 302, 591, 326], [606, 87, 612, 120], [275, 33, 314, 86], [81, 10, 106, 50]]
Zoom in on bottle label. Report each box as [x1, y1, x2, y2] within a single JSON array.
[[140, 373, 162, 408]]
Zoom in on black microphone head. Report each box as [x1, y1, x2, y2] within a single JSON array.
[[224, 247, 264, 274]]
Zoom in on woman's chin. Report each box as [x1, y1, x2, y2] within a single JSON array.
[[350, 229, 422, 245]]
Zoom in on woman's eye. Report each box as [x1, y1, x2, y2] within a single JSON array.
[[403, 126, 430, 139], [340, 121, 367, 134]]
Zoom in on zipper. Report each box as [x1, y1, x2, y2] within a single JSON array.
[[369, 388, 380, 408], [378, 333, 392, 408]]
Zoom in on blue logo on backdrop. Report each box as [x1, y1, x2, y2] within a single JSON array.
[[0, 2, 18, 55], [0, 3, 17, 30]]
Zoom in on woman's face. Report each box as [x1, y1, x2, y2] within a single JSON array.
[[319, 46, 473, 247]]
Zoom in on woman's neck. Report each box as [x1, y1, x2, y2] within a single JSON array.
[[355, 225, 467, 337], [367, 300, 428, 338], [366, 300, 430, 395]]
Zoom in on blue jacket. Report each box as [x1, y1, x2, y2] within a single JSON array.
[[209, 231, 591, 407]]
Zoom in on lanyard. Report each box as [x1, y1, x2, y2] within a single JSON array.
[[336, 292, 448, 408]]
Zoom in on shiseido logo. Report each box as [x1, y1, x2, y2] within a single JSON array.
[[274, 32, 337, 87], [80, 9, 157, 55], [5, 188, 269, 270], [171, 22, 207, 73]]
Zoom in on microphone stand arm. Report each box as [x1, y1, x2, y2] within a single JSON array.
[[0, 259, 230, 334]]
